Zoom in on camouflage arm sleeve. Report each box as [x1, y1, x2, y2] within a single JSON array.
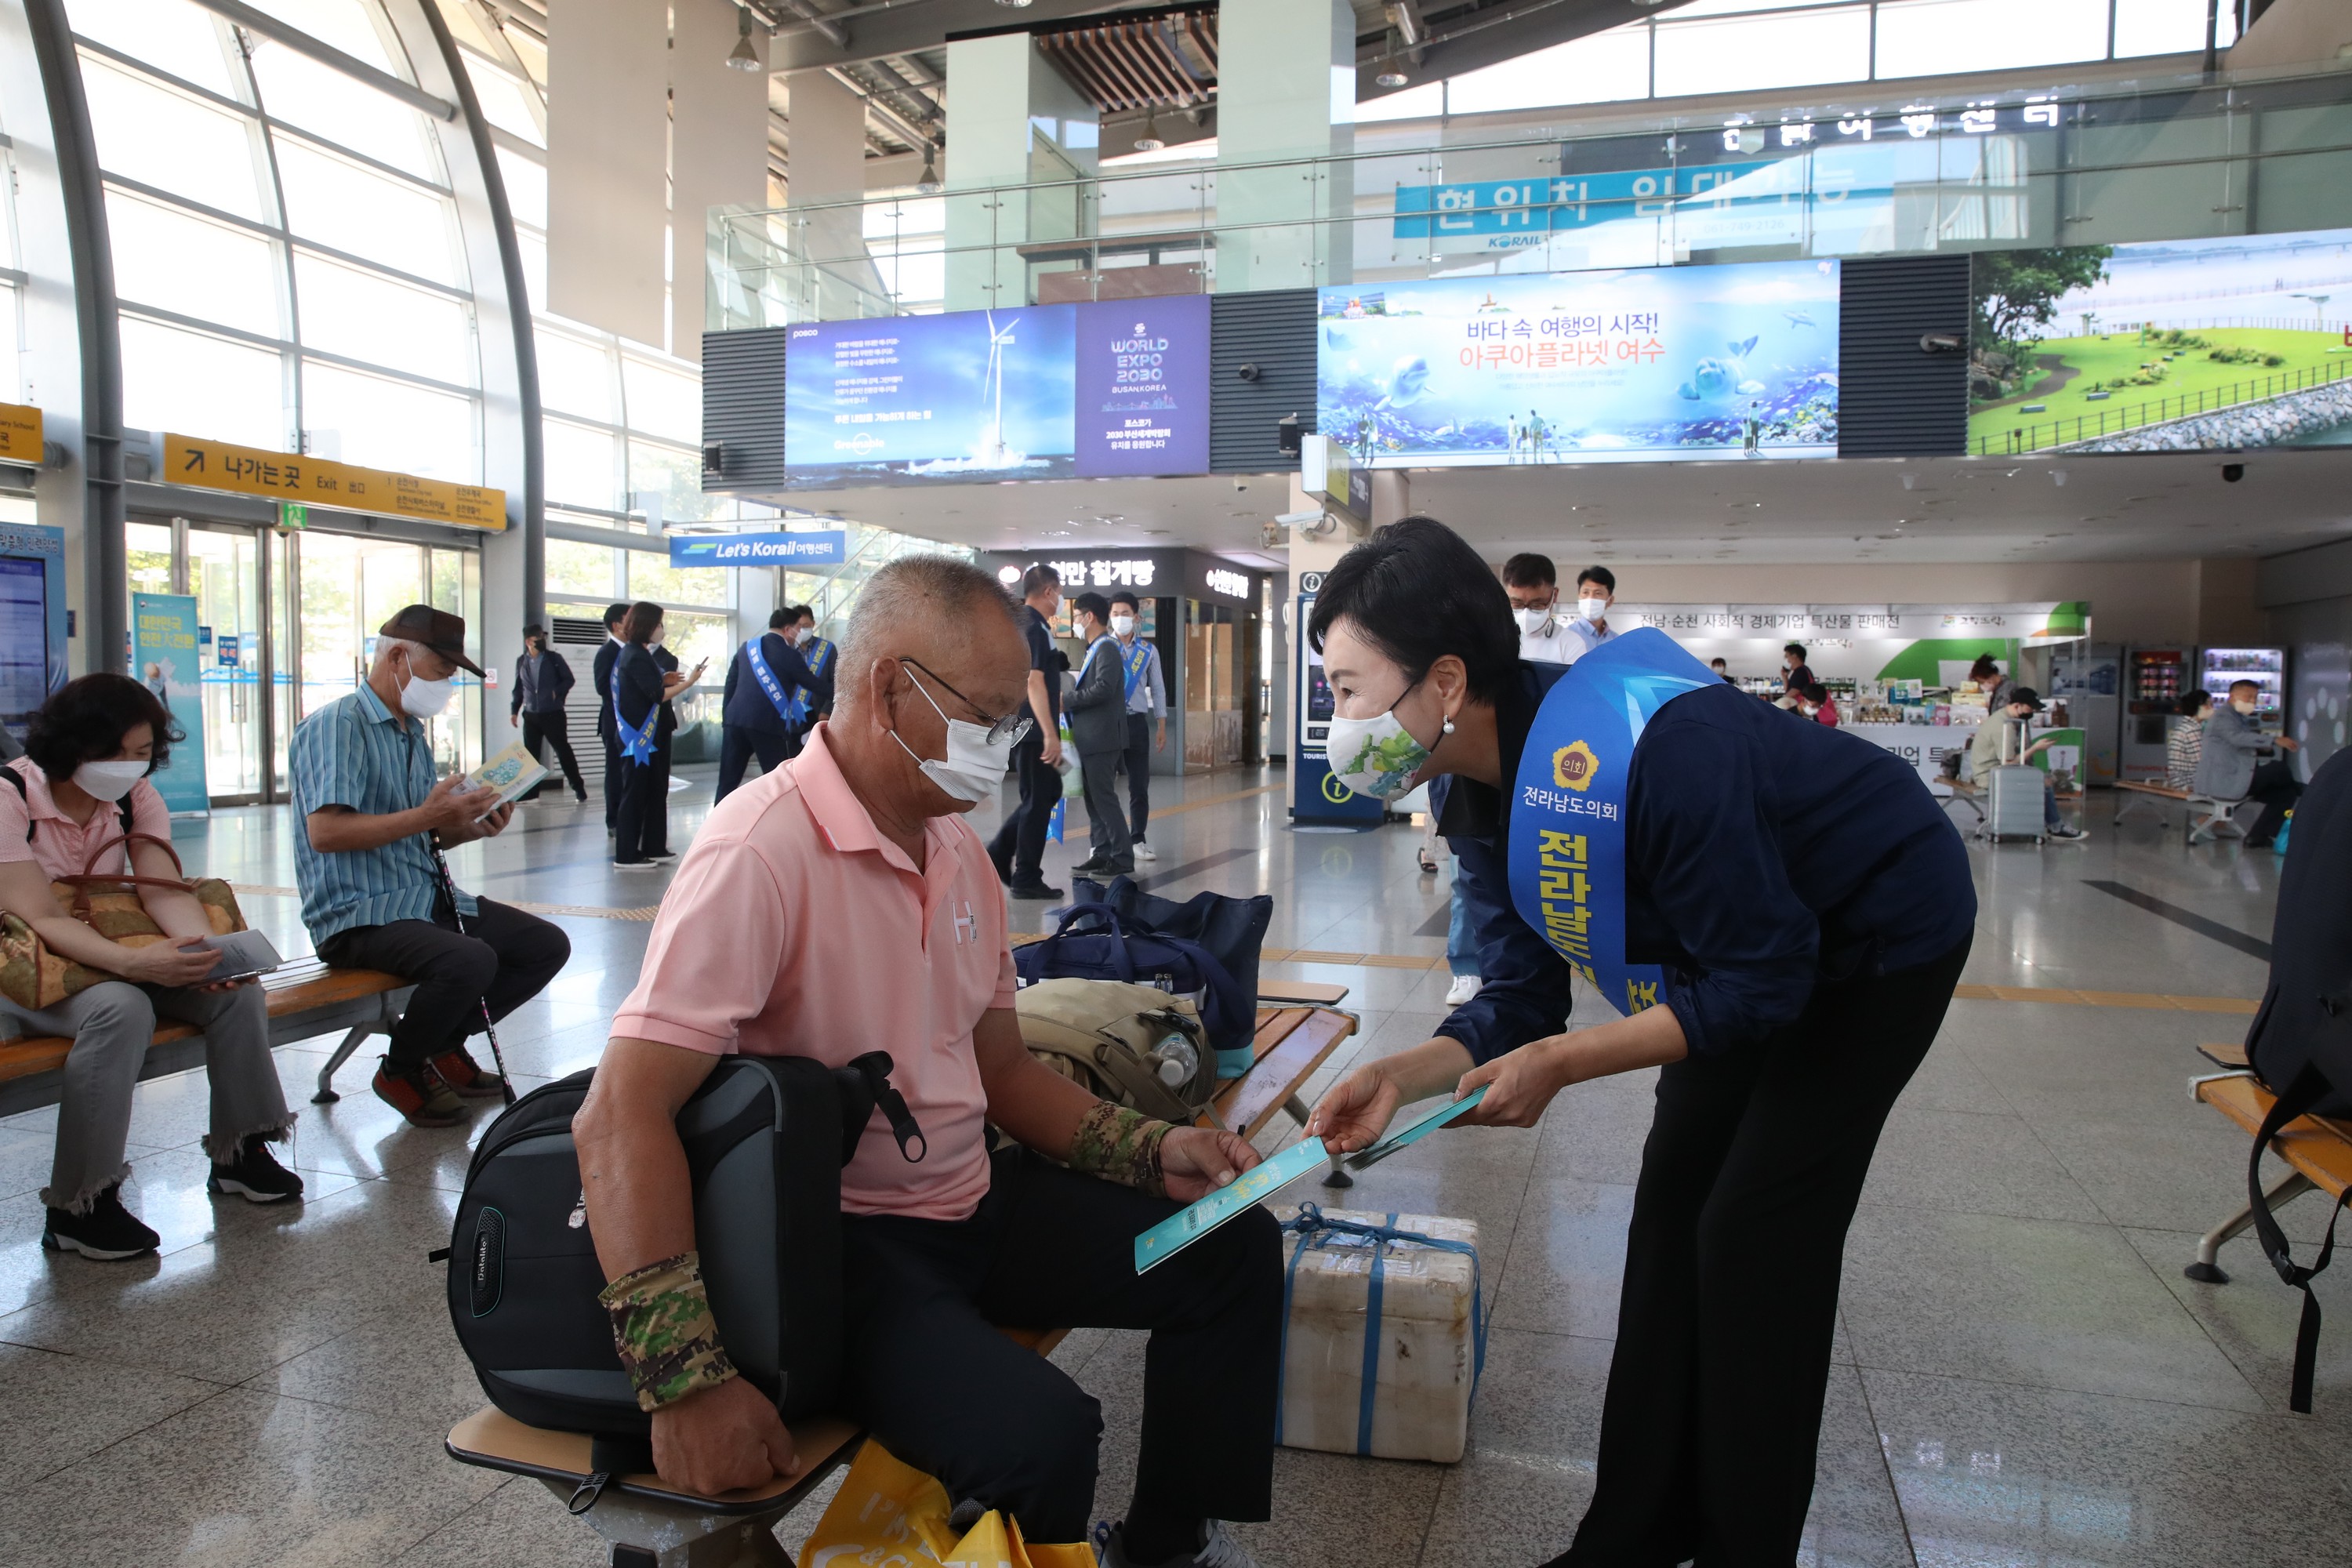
[[598, 1251, 740, 1414], [1067, 1101, 1172, 1198]]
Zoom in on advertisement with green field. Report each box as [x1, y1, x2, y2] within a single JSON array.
[[1969, 228, 2352, 456]]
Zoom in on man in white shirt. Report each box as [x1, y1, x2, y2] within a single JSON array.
[[1106, 590, 1168, 862], [1503, 554, 1575, 663]]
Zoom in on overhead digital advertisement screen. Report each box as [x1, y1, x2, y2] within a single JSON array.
[[783, 296, 1210, 488], [1316, 258, 1842, 467], [1969, 227, 2352, 456]]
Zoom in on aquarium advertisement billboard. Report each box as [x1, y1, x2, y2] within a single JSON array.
[[784, 297, 1210, 488], [1969, 227, 2352, 456], [1316, 259, 1841, 466]]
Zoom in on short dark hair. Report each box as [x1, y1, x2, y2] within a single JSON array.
[[792, 604, 816, 623], [621, 601, 664, 645], [1709, 657, 1727, 669], [1501, 553, 1555, 589], [1022, 564, 1061, 598], [1308, 516, 1519, 704], [1109, 590, 1140, 611], [1071, 591, 1111, 624], [603, 601, 630, 630], [768, 608, 797, 630], [27, 673, 181, 781], [522, 622, 545, 641], [1784, 643, 1807, 661], [1576, 564, 1615, 593], [1798, 681, 1829, 704], [2182, 689, 2212, 714], [2230, 678, 2259, 696]]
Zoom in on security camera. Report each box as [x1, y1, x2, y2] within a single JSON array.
[[1237, 363, 1262, 382], [2222, 463, 2245, 483], [1275, 509, 1324, 526], [1919, 333, 1963, 354]]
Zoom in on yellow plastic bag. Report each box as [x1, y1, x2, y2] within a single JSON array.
[[797, 1439, 1098, 1568]]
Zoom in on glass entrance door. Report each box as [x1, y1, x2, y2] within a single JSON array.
[[187, 527, 267, 801]]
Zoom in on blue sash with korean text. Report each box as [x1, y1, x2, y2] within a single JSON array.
[[743, 637, 797, 728], [1507, 627, 1716, 1019], [614, 693, 655, 765], [1120, 638, 1155, 704], [789, 637, 835, 725]]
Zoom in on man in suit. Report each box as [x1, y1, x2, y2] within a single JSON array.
[[510, 622, 587, 803], [717, 606, 835, 803], [2195, 677, 2303, 847], [593, 601, 629, 833], [1063, 591, 1134, 880]]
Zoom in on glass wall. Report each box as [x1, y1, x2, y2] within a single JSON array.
[[69, 0, 487, 478]]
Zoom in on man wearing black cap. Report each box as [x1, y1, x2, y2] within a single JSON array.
[[1967, 686, 2085, 842], [289, 606, 572, 1127]]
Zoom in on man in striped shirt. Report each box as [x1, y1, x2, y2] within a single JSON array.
[[291, 606, 572, 1127]]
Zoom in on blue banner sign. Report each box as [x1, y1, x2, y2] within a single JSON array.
[[668, 530, 848, 568], [131, 592, 209, 814]]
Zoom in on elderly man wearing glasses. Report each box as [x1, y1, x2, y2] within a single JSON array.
[[573, 557, 1282, 1568]]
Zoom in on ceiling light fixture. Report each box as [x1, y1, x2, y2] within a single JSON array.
[[725, 5, 762, 72], [1377, 67, 1408, 88], [1134, 107, 1164, 152], [915, 146, 941, 194]]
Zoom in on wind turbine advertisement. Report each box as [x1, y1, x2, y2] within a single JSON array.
[[1316, 258, 1841, 466], [783, 297, 1212, 488]]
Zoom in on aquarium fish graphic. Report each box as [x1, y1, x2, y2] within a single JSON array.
[[1677, 336, 1766, 401], [1378, 354, 1432, 409], [1784, 309, 1817, 328]]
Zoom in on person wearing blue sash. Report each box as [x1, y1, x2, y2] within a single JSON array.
[[1106, 590, 1167, 862], [1303, 519, 1976, 1566], [717, 606, 834, 803], [612, 601, 691, 869]]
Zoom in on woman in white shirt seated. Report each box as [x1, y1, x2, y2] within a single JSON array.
[[0, 674, 299, 1261]]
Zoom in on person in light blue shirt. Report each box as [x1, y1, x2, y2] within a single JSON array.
[[1560, 564, 1619, 661], [292, 605, 571, 1129], [1106, 590, 1167, 862]]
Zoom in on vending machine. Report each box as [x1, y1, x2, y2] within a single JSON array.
[[2200, 646, 2287, 738], [2045, 641, 2121, 787], [2121, 646, 2193, 782], [1291, 581, 1384, 826]]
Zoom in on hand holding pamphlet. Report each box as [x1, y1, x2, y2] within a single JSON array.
[[463, 741, 549, 819]]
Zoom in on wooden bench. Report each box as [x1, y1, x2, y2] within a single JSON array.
[[448, 1327, 1073, 1568], [0, 957, 412, 1119], [2113, 779, 2249, 844], [2183, 1068, 2352, 1283]]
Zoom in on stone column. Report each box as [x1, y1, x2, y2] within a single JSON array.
[[942, 31, 1098, 313], [1214, 0, 1355, 294]]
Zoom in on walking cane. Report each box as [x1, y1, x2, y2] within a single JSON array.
[[427, 836, 517, 1107]]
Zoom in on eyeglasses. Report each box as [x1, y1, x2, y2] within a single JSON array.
[[898, 657, 1034, 745]]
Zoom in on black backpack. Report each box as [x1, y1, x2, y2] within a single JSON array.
[[447, 1051, 924, 1455], [2241, 745, 2352, 1412]]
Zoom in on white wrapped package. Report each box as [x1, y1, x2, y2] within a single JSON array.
[[1276, 1205, 1483, 1463]]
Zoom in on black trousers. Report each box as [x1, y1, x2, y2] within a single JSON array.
[[601, 735, 623, 830], [318, 897, 571, 1074], [715, 724, 796, 804], [2245, 757, 2304, 844], [987, 727, 1063, 884], [1077, 749, 1135, 873], [841, 1149, 1279, 1543], [517, 710, 587, 800], [1119, 711, 1153, 842], [1559, 936, 1972, 1568], [614, 752, 668, 862]]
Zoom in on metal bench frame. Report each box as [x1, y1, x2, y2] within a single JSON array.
[[2111, 782, 2249, 844]]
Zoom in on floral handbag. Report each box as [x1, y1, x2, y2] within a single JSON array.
[[0, 829, 247, 1011]]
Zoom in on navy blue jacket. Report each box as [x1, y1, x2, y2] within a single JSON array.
[[1436, 663, 1976, 1062], [612, 643, 666, 736], [720, 631, 833, 738], [593, 638, 619, 742]]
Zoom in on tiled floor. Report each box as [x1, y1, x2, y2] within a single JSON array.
[[2, 764, 2347, 1566]]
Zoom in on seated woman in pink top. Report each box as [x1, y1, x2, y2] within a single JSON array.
[[0, 675, 299, 1261], [577, 557, 1280, 1568]]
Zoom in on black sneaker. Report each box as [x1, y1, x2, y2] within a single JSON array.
[[43, 1184, 160, 1260], [1007, 880, 1065, 901], [209, 1137, 306, 1203]]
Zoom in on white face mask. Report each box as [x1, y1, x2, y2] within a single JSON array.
[[1111, 614, 1137, 637], [74, 760, 148, 801], [1324, 687, 1438, 800], [891, 672, 1018, 804], [1512, 605, 1552, 637], [1577, 596, 1609, 622], [396, 657, 456, 718], [2233, 698, 2258, 716], [1802, 703, 1820, 717]]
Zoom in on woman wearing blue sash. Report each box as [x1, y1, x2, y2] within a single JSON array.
[[1305, 519, 1975, 1566], [612, 601, 689, 869]]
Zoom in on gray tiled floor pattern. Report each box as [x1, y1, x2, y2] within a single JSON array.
[[2, 765, 2348, 1566]]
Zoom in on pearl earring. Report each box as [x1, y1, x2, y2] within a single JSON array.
[[1441, 717, 1455, 735]]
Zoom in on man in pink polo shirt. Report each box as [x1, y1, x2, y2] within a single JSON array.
[[575, 557, 1282, 1568]]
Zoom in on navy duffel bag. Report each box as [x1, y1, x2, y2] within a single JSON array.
[[1014, 904, 1256, 1077]]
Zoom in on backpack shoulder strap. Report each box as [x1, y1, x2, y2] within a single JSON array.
[[2246, 1061, 2352, 1413], [0, 764, 28, 842]]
